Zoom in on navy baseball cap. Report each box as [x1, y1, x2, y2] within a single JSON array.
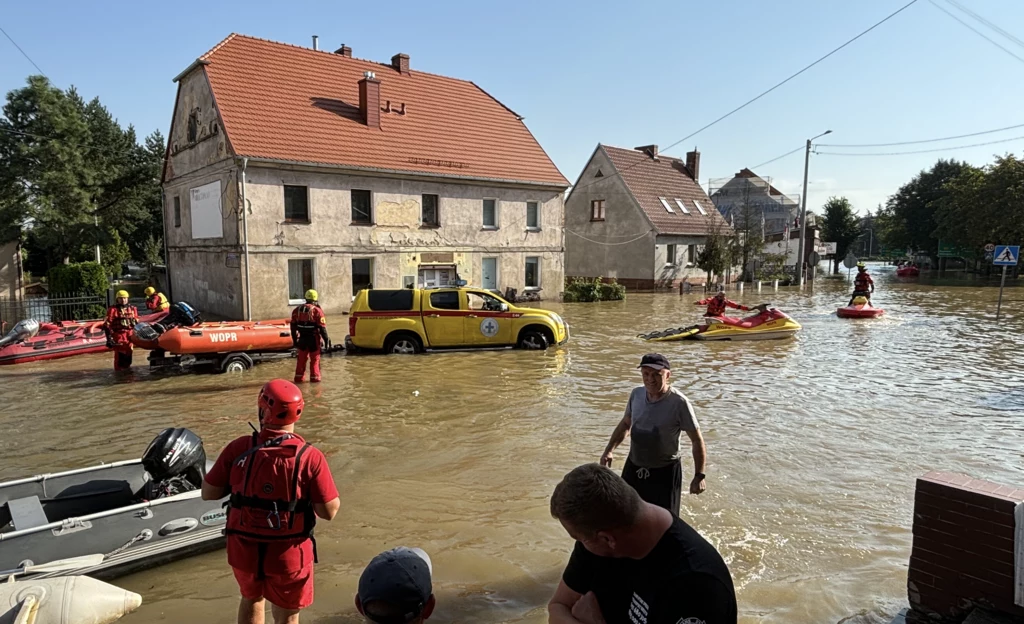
[[638, 353, 671, 371], [358, 547, 433, 624]]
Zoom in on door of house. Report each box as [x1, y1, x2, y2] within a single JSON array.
[[482, 258, 497, 290]]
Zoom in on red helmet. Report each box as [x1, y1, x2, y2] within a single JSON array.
[[258, 379, 304, 427]]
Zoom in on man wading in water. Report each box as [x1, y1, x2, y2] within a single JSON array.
[[600, 354, 706, 516]]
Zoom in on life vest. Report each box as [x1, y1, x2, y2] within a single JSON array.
[[290, 304, 324, 350], [223, 433, 317, 555], [854, 273, 871, 291], [146, 293, 170, 311], [106, 305, 139, 332], [705, 298, 727, 317]]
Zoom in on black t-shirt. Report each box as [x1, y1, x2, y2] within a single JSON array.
[[562, 516, 737, 624]]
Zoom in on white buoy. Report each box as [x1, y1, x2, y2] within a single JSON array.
[[413, 390, 419, 396], [757, 281, 762, 293], [0, 575, 142, 624]]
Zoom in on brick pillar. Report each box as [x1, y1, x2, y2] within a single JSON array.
[[907, 471, 1024, 623]]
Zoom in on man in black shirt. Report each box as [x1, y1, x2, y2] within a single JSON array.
[[547, 464, 736, 624]]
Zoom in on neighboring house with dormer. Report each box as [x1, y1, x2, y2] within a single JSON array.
[[710, 168, 799, 240], [163, 34, 568, 319], [564, 144, 734, 290]]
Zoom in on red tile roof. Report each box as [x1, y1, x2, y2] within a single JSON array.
[[600, 145, 733, 236], [190, 34, 568, 187]]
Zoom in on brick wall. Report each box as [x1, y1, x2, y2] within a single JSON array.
[[907, 471, 1024, 623]]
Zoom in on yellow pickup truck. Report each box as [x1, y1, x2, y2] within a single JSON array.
[[345, 287, 569, 354]]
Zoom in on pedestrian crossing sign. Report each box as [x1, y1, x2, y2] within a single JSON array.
[[993, 245, 1019, 266]]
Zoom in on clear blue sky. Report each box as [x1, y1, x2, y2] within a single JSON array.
[[3, 0, 1024, 215]]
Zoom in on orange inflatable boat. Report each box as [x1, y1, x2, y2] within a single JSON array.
[[135, 319, 294, 354]]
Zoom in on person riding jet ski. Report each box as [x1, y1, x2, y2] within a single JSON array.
[[695, 289, 751, 317]]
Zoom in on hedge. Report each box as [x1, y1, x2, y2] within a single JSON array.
[[563, 277, 626, 303], [47, 262, 109, 320]]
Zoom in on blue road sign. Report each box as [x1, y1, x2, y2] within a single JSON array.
[[993, 245, 1019, 266]]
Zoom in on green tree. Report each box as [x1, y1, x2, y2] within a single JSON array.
[[696, 218, 735, 284], [0, 76, 165, 272], [935, 154, 1024, 253], [820, 196, 862, 273], [880, 159, 977, 260]]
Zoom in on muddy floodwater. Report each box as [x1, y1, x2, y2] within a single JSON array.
[[2, 264, 1022, 624]]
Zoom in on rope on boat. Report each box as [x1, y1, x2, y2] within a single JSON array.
[[104, 529, 152, 559]]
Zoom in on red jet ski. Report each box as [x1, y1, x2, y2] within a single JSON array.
[[837, 296, 885, 319], [896, 265, 920, 277], [0, 311, 167, 365]]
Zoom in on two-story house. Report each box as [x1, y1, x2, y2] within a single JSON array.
[[162, 34, 568, 319], [564, 144, 734, 290]]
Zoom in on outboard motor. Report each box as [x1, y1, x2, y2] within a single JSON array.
[[0, 319, 40, 348], [140, 427, 207, 499], [133, 321, 160, 343], [153, 302, 202, 335]]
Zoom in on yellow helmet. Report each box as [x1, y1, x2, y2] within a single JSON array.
[[304, 289, 318, 302], [115, 290, 130, 300], [144, 287, 156, 296]]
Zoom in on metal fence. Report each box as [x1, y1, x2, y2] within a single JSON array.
[[0, 293, 107, 326]]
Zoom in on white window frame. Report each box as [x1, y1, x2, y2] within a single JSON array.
[[666, 244, 677, 266], [526, 200, 541, 231], [659, 197, 674, 213], [482, 198, 499, 229], [687, 244, 698, 267], [525, 256, 541, 290], [351, 257, 375, 296], [674, 198, 690, 214], [287, 258, 317, 305], [693, 200, 708, 215]]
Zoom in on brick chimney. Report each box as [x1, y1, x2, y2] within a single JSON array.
[[686, 149, 701, 181], [359, 72, 381, 129], [334, 44, 352, 57], [634, 144, 658, 160], [391, 53, 410, 75]]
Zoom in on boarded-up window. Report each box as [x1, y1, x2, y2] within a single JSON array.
[[189, 180, 223, 239]]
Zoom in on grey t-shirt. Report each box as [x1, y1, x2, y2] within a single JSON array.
[[626, 386, 699, 468]]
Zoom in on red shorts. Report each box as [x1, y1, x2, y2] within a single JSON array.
[[232, 565, 314, 610]]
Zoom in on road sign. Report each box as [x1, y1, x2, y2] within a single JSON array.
[[843, 253, 858, 269], [984, 243, 995, 253], [822, 242, 837, 255], [809, 251, 821, 265], [993, 245, 1019, 266]]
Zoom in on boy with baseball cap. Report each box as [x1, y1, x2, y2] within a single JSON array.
[[356, 547, 435, 623]]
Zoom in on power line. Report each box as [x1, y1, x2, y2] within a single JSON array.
[[0, 25, 46, 77], [944, 0, 1024, 51], [569, 0, 922, 196], [566, 228, 655, 246], [752, 145, 805, 169], [927, 0, 1024, 65], [815, 133, 1024, 156], [818, 122, 1024, 147]]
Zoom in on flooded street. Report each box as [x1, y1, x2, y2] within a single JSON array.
[[2, 264, 1022, 624]]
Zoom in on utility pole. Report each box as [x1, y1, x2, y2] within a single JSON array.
[[94, 215, 101, 264], [796, 129, 831, 285]]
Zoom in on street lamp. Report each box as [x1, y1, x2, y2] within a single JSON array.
[[796, 129, 832, 285]]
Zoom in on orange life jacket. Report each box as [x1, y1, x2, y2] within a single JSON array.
[[224, 433, 316, 548], [290, 304, 325, 350]]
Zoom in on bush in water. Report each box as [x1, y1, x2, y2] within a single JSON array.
[[563, 277, 625, 303]]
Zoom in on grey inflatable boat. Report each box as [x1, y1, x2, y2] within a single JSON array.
[[0, 428, 227, 580]]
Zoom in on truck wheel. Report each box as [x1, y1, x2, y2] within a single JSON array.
[[517, 330, 549, 350], [221, 353, 253, 373], [384, 334, 422, 355]]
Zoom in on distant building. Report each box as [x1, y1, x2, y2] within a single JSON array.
[[710, 169, 799, 240], [163, 34, 568, 319], [0, 239, 24, 301], [564, 144, 734, 290]]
